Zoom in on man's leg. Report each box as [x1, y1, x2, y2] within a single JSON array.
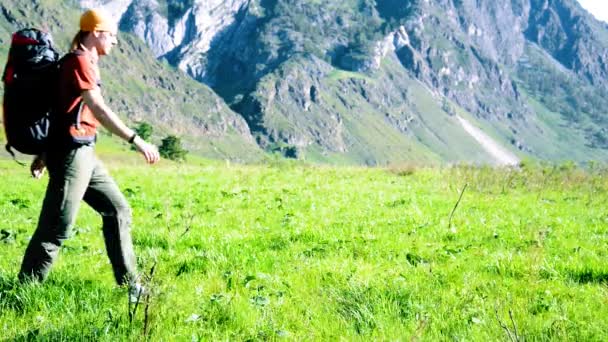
[[83, 157, 138, 286], [19, 147, 95, 282]]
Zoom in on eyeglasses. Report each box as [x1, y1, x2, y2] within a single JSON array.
[[98, 30, 118, 44], [105, 31, 117, 37]]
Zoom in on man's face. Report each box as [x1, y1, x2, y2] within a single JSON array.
[[95, 29, 118, 55]]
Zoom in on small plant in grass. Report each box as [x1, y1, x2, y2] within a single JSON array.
[[159, 135, 188, 161], [386, 162, 418, 176], [135, 122, 153, 141]]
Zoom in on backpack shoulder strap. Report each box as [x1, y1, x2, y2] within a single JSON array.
[[59, 51, 76, 63]]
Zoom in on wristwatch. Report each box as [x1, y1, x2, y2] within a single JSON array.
[[128, 133, 138, 144]]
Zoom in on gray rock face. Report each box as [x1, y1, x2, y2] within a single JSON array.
[[525, 0, 608, 88], [375, 0, 527, 122], [119, 0, 181, 56], [169, 0, 251, 80], [80, 0, 250, 79], [81, 0, 172, 54]]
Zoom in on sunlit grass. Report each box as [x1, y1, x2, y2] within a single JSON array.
[[1, 158, 607, 340]]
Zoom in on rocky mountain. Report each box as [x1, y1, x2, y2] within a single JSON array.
[[7, 0, 608, 165], [83, 0, 608, 165]]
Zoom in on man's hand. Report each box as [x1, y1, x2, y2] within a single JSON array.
[[133, 136, 160, 164], [30, 155, 46, 179]]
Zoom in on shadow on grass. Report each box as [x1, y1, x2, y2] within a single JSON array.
[[11, 328, 75, 342], [0, 272, 26, 313], [0, 271, 115, 315], [566, 269, 608, 284], [0, 272, 17, 291], [9, 323, 120, 341], [1, 271, 130, 341], [134, 234, 169, 250]]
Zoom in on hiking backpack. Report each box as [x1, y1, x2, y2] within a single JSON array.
[[2, 28, 60, 158]]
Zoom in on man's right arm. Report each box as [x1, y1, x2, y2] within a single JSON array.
[[82, 88, 160, 164]]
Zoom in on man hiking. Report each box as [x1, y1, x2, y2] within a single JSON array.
[[18, 9, 160, 301]]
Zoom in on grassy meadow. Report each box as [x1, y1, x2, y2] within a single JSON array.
[[1, 153, 608, 340]]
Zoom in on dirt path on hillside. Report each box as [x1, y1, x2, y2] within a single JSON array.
[[456, 115, 520, 166]]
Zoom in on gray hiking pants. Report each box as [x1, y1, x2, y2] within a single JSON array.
[[19, 145, 138, 285]]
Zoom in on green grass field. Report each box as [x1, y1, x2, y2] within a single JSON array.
[[1, 156, 607, 340]]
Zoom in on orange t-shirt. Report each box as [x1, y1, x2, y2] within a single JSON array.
[[56, 49, 100, 144]]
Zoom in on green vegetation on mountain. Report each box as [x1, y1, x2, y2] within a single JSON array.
[[517, 43, 608, 150], [159, 134, 188, 161], [166, 0, 608, 164]]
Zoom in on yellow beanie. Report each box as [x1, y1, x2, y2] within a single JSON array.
[[80, 9, 116, 32]]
